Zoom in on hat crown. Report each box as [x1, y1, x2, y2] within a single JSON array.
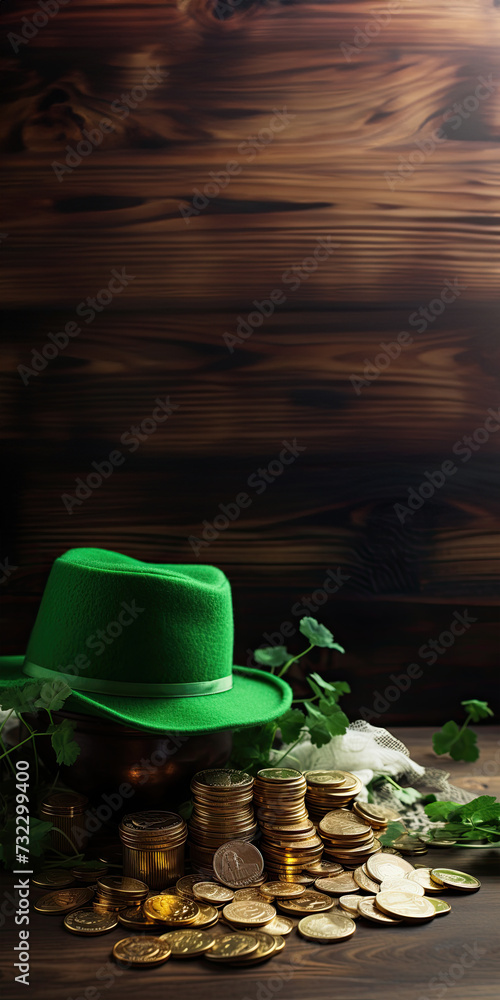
[[24, 548, 234, 689]]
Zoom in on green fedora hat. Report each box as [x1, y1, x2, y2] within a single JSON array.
[[0, 547, 292, 733]]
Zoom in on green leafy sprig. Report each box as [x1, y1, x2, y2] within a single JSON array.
[[0, 679, 80, 773], [231, 618, 349, 774], [424, 795, 500, 844], [432, 699, 493, 762]]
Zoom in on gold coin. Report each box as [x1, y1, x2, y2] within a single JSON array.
[[97, 875, 148, 896], [158, 928, 216, 956], [213, 841, 265, 888], [32, 869, 75, 889], [233, 887, 270, 902], [222, 900, 276, 927], [143, 895, 200, 925], [204, 932, 259, 961], [358, 897, 402, 925], [262, 915, 294, 936], [277, 891, 334, 915], [375, 890, 436, 922], [430, 868, 481, 891], [189, 902, 219, 927], [256, 767, 303, 782], [176, 875, 207, 899], [304, 770, 347, 787], [353, 866, 379, 894], [366, 854, 414, 883], [304, 861, 344, 876], [379, 878, 424, 896], [338, 895, 364, 917], [63, 908, 117, 935], [118, 905, 157, 929], [297, 910, 356, 942], [192, 882, 234, 904], [405, 869, 445, 894], [259, 882, 305, 899], [227, 930, 277, 965], [112, 936, 171, 967], [319, 810, 371, 838], [34, 888, 94, 914], [192, 768, 253, 789], [426, 898, 452, 916], [314, 874, 358, 895], [272, 935, 286, 954]]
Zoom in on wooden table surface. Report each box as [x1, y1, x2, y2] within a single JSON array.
[[1, 727, 499, 1000]]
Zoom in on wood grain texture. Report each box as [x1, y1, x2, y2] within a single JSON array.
[[1, 728, 499, 1000], [0, 0, 499, 709]]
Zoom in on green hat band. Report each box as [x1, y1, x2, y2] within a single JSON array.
[[22, 660, 233, 698]]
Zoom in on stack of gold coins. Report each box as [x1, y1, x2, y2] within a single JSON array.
[[119, 811, 188, 889], [40, 791, 89, 854], [188, 770, 257, 876], [305, 771, 362, 821], [94, 875, 149, 912], [318, 808, 381, 866], [253, 768, 323, 880]]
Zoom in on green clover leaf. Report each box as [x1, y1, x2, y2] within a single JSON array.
[[50, 718, 80, 766], [461, 699, 493, 722], [35, 680, 73, 713], [254, 647, 291, 668], [299, 618, 344, 651]]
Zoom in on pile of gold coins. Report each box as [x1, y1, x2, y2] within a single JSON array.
[[188, 769, 257, 876], [304, 770, 362, 820], [318, 807, 382, 866], [94, 875, 149, 913], [253, 767, 324, 880], [31, 836, 482, 965]]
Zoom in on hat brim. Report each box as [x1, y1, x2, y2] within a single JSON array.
[[0, 657, 292, 734]]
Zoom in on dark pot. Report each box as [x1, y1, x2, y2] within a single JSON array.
[[23, 709, 232, 816]]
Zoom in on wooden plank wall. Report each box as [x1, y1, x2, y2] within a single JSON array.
[[0, 0, 499, 723]]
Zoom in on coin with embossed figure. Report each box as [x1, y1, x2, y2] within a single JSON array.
[[375, 890, 435, 922], [222, 900, 276, 927], [213, 842, 264, 888], [32, 869, 75, 889], [366, 854, 414, 883], [405, 869, 445, 894], [113, 936, 171, 966], [118, 905, 157, 930], [204, 932, 259, 962], [176, 875, 207, 899], [259, 882, 305, 899], [304, 861, 344, 877], [158, 929, 216, 956], [64, 908, 117, 935], [338, 895, 364, 917], [189, 902, 219, 928], [143, 895, 200, 925], [228, 930, 277, 965], [430, 868, 480, 892], [298, 911, 356, 942], [262, 915, 294, 936], [192, 882, 234, 904], [34, 888, 94, 914], [314, 874, 358, 895], [358, 898, 402, 925], [277, 890, 334, 915]]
